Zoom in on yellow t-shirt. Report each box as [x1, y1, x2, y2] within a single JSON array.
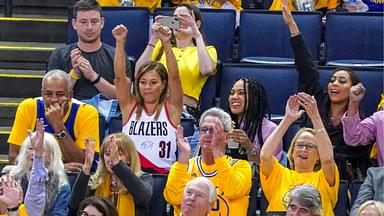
[[135, 0, 162, 13], [97, 0, 120, 6], [152, 43, 218, 101], [164, 156, 252, 216], [0, 204, 27, 216], [269, 0, 338, 10], [7, 98, 100, 155], [260, 158, 339, 216], [171, 0, 242, 10]]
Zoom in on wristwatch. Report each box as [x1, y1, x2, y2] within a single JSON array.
[[54, 130, 68, 140], [250, 147, 258, 156]]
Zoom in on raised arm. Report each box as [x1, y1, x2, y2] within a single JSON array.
[[112, 25, 134, 117], [135, 20, 160, 76], [298, 92, 336, 186], [157, 26, 183, 125], [342, 83, 378, 146], [282, 1, 323, 97], [107, 136, 153, 207], [260, 95, 304, 177], [180, 12, 216, 75], [24, 119, 47, 216]]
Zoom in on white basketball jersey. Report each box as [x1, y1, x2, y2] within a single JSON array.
[[122, 102, 177, 174]]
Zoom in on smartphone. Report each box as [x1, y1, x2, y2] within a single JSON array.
[[158, 16, 180, 30]]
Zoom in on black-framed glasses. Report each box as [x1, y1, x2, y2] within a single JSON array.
[[295, 143, 317, 151], [199, 127, 214, 135]]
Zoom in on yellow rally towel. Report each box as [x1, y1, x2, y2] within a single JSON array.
[[95, 175, 135, 216]]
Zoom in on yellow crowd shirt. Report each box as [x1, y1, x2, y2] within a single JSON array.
[[171, 0, 242, 10], [152, 43, 218, 101], [260, 158, 340, 216], [7, 98, 100, 154], [269, 0, 338, 10], [164, 156, 252, 216], [135, 0, 162, 13], [97, 0, 120, 6], [0, 204, 27, 216]]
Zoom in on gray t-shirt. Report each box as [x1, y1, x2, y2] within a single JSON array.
[[47, 43, 132, 100]]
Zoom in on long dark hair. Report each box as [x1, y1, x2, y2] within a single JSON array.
[[155, 3, 206, 61], [228, 77, 271, 146]]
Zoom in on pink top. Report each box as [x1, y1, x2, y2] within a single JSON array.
[[341, 111, 384, 166]]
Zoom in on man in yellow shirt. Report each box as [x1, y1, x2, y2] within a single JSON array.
[[164, 108, 252, 216], [7, 70, 100, 172]]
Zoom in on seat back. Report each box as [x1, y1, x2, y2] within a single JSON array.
[[318, 66, 384, 116], [68, 7, 150, 60], [108, 116, 122, 134], [334, 180, 349, 216], [325, 12, 384, 66], [154, 8, 236, 62], [219, 64, 298, 115], [239, 10, 321, 63], [200, 73, 218, 115], [350, 180, 363, 207]]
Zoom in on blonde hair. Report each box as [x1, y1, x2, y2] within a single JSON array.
[[357, 200, 384, 216], [287, 128, 321, 171], [89, 133, 142, 190], [11, 132, 68, 187]]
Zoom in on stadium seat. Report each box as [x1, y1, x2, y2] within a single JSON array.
[[219, 64, 298, 115], [350, 180, 363, 208], [318, 66, 384, 116], [67, 172, 80, 189], [325, 12, 384, 67], [239, 10, 321, 64], [334, 180, 349, 216], [68, 7, 150, 61], [180, 118, 195, 137], [154, 8, 236, 62], [108, 116, 122, 134], [200, 73, 218, 115]]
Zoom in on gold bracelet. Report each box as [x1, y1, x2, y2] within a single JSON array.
[[69, 69, 80, 80]]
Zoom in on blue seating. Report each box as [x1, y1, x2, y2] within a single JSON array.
[[350, 180, 363, 208], [325, 12, 384, 67], [108, 116, 122, 134], [153, 8, 236, 62], [318, 66, 383, 116], [68, 7, 150, 61], [334, 180, 349, 216], [239, 10, 321, 64], [200, 73, 218, 114], [219, 64, 298, 115]]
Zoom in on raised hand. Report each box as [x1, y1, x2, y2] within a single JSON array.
[[28, 118, 45, 157], [0, 175, 20, 209], [178, 12, 201, 39], [70, 48, 82, 77], [285, 94, 305, 122], [157, 25, 172, 45], [297, 92, 321, 121], [83, 138, 95, 175], [108, 136, 120, 166], [209, 118, 227, 159], [176, 125, 191, 164], [112, 24, 128, 43], [281, 0, 299, 35], [349, 82, 366, 105], [230, 129, 252, 150]]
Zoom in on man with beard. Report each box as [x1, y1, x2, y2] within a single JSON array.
[[47, 0, 131, 100]]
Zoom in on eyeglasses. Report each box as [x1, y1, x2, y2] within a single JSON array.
[[287, 204, 310, 215], [185, 189, 207, 199], [295, 143, 317, 150], [199, 127, 214, 135]]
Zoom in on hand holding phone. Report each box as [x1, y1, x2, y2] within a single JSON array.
[[158, 16, 180, 30]]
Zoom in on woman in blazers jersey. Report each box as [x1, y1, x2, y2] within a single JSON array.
[[113, 23, 183, 216]]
